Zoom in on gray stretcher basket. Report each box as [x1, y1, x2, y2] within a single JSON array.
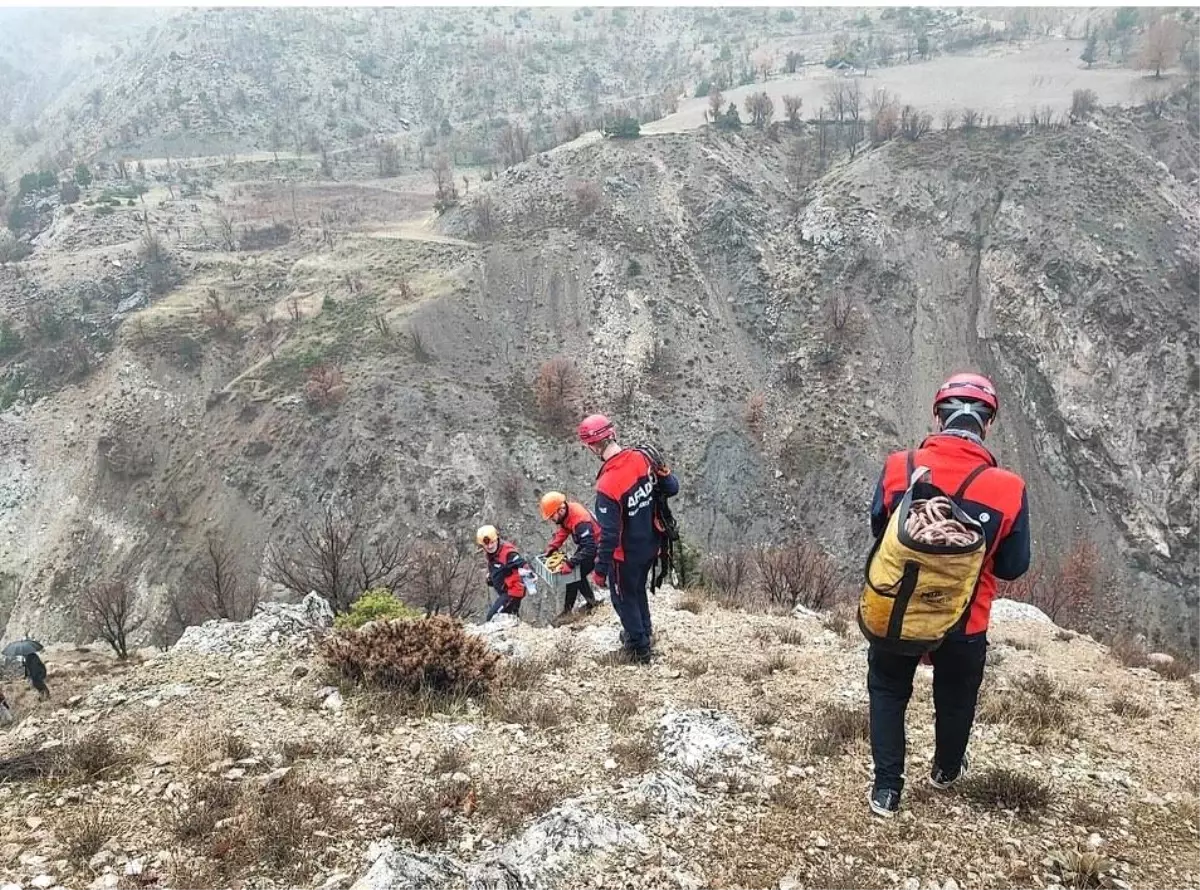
[[531, 554, 580, 596]]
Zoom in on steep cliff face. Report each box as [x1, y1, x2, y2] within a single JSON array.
[[0, 105, 1195, 649]]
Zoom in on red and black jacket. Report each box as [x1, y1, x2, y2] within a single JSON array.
[[546, 502, 600, 569], [594, 449, 680, 579], [486, 541, 527, 599], [870, 433, 1031, 636]]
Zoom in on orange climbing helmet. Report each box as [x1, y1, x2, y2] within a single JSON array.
[[539, 491, 567, 521]]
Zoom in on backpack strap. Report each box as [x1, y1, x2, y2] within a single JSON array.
[[905, 450, 914, 482], [954, 462, 991, 500]]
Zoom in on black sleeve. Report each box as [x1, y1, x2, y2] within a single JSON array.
[[992, 490, 1031, 581], [568, 523, 597, 566]]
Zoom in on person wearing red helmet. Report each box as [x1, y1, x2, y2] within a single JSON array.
[[579, 413, 680, 664], [865, 372, 1031, 818]]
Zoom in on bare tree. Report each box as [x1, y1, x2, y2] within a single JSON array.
[[782, 95, 803, 128], [941, 108, 959, 132], [825, 80, 849, 123], [1139, 17, 1183, 78], [867, 89, 900, 143], [376, 140, 400, 177], [266, 506, 412, 613], [845, 80, 863, 150], [1143, 83, 1171, 118], [187, 532, 258, 621], [432, 153, 458, 213], [81, 580, 145, 659], [269, 121, 284, 163], [707, 86, 724, 123], [217, 212, 236, 251], [405, 539, 480, 617], [534, 356, 583, 434], [876, 37, 895, 66], [899, 105, 933, 141], [496, 123, 532, 167], [754, 541, 845, 611], [1030, 105, 1057, 129], [960, 107, 981, 131], [744, 91, 775, 128], [1070, 89, 1099, 122]]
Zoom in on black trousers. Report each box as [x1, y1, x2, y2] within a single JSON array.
[[562, 557, 597, 612], [867, 636, 987, 794]]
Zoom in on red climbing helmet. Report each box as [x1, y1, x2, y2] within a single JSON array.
[[934, 373, 999, 415], [577, 413, 615, 445]]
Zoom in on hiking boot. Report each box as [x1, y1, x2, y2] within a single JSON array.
[[868, 787, 901, 818], [930, 754, 969, 790], [631, 647, 652, 665]]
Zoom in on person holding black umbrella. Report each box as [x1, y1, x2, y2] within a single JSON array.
[[3, 640, 49, 700]]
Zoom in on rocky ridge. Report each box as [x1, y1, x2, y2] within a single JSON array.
[[0, 590, 1196, 890]]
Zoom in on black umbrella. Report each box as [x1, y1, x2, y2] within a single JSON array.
[[2, 640, 43, 658]]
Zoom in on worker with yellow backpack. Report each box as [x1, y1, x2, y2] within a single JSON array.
[[861, 373, 1031, 818], [539, 491, 601, 619]]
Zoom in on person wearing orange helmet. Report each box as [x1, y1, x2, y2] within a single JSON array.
[[539, 491, 601, 618], [864, 372, 1031, 818], [477, 524, 530, 623], [578, 413, 680, 664]]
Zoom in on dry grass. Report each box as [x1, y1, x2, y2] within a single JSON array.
[[977, 671, 1077, 745], [477, 779, 563, 835], [606, 689, 642, 727], [1150, 658, 1196, 681], [680, 656, 711, 677], [1069, 797, 1121, 830], [392, 794, 451, 847], [485, 691, 569, 728], [545, 638, 578, 671], [610, 732, 659, 773], [676, 592, 706, 614], [752, 706, 780, 727], [61, 731, 132, 782], [960, 767, 1051, 816], [221, 731, 253, 761], [1002, 636, 1041, 653], [167, 777, 242, 841], [777, 626, 805, 646], [1109, 695, 1152, 719], [501, 655, 552, 687], [1108, 635, 1150, 669], [743, 652, 790, 682], [809, 702, 869, 756], [56, 809, 116, 866], [433, 745, 470, 774], [822, 609, 852, 638]]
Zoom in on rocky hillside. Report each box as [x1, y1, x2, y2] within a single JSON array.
[[0, 94, 1196, 651], [0, 592, 1197, 890], [1, 7, 1094, 182]]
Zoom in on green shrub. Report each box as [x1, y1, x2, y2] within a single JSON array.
[[334, 589, 422, 629], [603, 117, 641, 139]]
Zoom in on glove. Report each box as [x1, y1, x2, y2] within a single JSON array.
[[556, 563, 573, 575], [542, 547, 556, 558], [590, 571, 606, 589]]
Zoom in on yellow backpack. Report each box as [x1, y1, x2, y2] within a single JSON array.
[[859, 457, 989, 655]]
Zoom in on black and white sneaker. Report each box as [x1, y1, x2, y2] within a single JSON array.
[[868, 787, 901, 818], [930, 754, 969, 790]]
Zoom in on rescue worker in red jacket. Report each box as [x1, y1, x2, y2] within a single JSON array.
[[865, 373, 1031, 818], [478, 525, 528, 622], [539, 491, 600, 617], [578, 413, 680, 664]]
